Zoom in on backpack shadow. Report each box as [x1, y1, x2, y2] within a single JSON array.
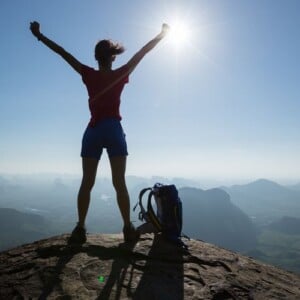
[[131, 233, 185, 300]]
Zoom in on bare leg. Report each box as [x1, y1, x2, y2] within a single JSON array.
[[109, 156, 130, 226], [77, 157, 99, 227]]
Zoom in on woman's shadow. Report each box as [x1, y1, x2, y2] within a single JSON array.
[[36, 228, 185, 300]]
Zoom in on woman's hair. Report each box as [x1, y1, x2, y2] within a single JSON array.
[[95, 39, 125, 65]]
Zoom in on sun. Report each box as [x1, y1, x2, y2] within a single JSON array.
[[166, 19, 192, 51]]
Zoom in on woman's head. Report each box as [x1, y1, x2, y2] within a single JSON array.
[[95, 39, 125, 67]]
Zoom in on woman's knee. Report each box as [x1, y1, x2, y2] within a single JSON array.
[[112, 176, 127, 194], [81, 175, 96, 191]]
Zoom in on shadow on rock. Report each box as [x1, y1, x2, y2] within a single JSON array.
[[35, 232, 185, 300], [131, 233, 185, 300], [37, 243, 82, 299]]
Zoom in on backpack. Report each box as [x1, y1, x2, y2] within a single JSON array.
[[133, 183, 189, 249]]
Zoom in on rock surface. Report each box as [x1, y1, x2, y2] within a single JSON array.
[[0, 233, 300, 299]]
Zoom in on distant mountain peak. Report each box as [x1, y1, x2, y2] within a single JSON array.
[[229, 178, 287, 192], [1, 233, 300, 299], [179, 186, 231, 203], [251, 178, 281, 186]]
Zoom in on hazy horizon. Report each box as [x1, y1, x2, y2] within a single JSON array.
[[1, 171, 299, 189]]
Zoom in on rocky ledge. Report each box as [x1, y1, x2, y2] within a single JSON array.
[[0, 233, 300, 299]]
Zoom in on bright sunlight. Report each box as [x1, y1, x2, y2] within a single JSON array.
[[166, 18, 192, 51]]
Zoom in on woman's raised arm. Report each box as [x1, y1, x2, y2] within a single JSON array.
[[30, 21, 82, 74], [125, 23, 169, 74]]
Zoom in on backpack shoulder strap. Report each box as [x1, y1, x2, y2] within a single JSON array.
[[147, 190, 163, 231], [133, 187, 152, 222]]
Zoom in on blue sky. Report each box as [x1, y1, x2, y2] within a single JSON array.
[[0, 0, 299, 183]]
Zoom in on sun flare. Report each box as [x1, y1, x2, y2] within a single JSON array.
[[166, 19, 192, 50]]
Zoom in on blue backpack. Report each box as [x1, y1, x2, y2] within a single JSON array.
[[134, 183, 189, 249]]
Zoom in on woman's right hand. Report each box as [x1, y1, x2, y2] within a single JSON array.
[[30, 21, 41, 38]]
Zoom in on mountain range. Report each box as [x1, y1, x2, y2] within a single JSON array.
[[0, 186, 256, 254], [221, 178, 300, 226]]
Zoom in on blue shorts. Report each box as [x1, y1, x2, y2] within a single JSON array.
[[81, 118, 128, 160]]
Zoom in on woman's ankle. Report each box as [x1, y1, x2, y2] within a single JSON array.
[[77, 221, 85, 228]]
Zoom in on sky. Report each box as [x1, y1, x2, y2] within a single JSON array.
[[0, 0, 300, 183]]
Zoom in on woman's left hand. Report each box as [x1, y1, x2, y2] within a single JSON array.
[[161, 23, 170, 36]]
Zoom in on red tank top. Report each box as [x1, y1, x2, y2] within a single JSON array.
[[81, 64, 129, 126]]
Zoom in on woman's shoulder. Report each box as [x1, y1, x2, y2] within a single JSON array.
[[81, 64, 97, 73], [114, 64, 130, 74], [81, 64, 97, 77], [81, 64, 99, 84]]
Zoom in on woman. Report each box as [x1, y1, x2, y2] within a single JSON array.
[[29, 21, 169, 243]]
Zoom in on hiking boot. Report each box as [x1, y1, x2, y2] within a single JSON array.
[[123, 222, 140, 242], [68, 223, 87, 245]]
